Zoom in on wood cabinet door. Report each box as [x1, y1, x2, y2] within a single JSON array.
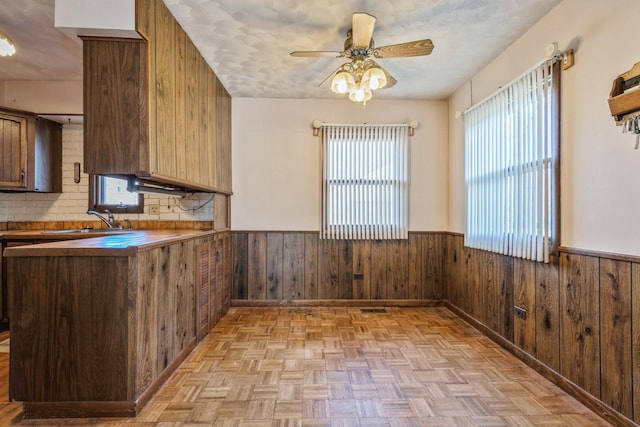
[[33, 118, 62, 192], [222, 234, 232, 313], [209, 236, 218, 326], [154, 0, 177, 178], [196, 239, 211, 342], [0, 113, 28, 189], [83, 38, 147, 175], [216, 82, 232, 193], [184, 40, 201, 184]]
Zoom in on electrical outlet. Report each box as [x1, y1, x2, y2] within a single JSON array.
[[514, 306, 527, 320], [149, 204, 160, 214]]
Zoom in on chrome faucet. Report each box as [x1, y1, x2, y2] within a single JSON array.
[[87, 209, 115, 228]]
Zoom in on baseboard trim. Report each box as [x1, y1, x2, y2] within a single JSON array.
[[445, 302, 635, 427], [22, 401, 136, 419], [134, 338, 197, 414], [231, 299, 446, 308]]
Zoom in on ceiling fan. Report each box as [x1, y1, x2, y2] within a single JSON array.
[[290, 12, 434, 104]]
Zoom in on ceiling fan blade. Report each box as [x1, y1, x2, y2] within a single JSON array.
[[318, 65, 345, 87], [290, 51, 343, 58], [352, 12, 376, 47], [374, 39, 434, 58], [382, 69, 397, 89]]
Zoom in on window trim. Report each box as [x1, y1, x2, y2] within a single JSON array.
[[89, 175, 144, 214]]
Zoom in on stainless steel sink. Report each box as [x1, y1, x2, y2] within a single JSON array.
[[41, 228, 134, 235]]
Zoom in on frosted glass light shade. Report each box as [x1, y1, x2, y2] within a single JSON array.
[[331, 71, 356, 94], [0, 32, 15, 57], [362, 67, 387, 91], [348, 86, 372, 103]]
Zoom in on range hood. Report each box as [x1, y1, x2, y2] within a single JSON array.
[[101, 175, 198, 198], [126, 178, 189, 198]]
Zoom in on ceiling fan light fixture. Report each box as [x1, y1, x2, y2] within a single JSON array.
[[348, 85, 372, 104], [0, 31, 16, 57], [331, 71, 356, 94], [362, 66, 387, 91], [291, 12, 434, 105]]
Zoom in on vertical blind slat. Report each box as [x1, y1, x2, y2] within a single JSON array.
[[322, 124, 409, 240], [464, 59, 558, 263]]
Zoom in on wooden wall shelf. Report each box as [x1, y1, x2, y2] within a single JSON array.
[[608, 61, 640, 122]]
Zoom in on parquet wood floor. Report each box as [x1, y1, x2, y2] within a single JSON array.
[[0, 307, 611, 426]]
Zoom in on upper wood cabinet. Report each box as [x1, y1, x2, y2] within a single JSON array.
[[0, 108, 62, 193], [83, 0, 232, 194]]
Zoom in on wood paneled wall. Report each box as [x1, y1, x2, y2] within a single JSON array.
[[443, 233, 640, 424], [232, 230, 640, 425], [232, 232, 443, 302]]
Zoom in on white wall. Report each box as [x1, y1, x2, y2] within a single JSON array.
[[0, 125, 213, 223], [232, 98, 449, 231], [2, 81, 82, 114], [448, 0, 640, 256], [55, 0, 139, 39]]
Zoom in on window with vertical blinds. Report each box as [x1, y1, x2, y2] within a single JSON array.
[[321, 124, 409, 240], [464, 60, 560, 263]]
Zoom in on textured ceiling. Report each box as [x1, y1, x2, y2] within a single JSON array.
[[0, 0, 83, 81], [0, 0, 562, 100]]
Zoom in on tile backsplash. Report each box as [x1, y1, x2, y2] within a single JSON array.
[[0, 124, 215, 224]]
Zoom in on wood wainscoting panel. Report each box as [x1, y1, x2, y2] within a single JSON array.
[[266, 233, 283, 300], [513, 257, 536, 354], [352, 240, 371, 299], [319, 239, 340, 299], [407, 234, 423, 299], [303, 233, 319, 299], [232, 232, 446, 304], [496, 253, 514, 341], [483, 252, 500, 333], [424, 233, 444, 300], [223, 233, 233, 312], [535, 254, 560, 371], [338, 240, 353, 299], [370, 239, 388, 299], [559, 253, 601, 399], [387, 239, 408, 299], [460, 246, 472, 314], [599, 258, 632, 418], [283, 233, 304, 300], [465, 247, 484, 322], [247, 233, 267, 300], [232, 232, 248, 300], [633, 262, 640, 423], [443, 234, 463, 307]]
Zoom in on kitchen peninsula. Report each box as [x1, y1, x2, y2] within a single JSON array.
[[3, 229, 230, 418]]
